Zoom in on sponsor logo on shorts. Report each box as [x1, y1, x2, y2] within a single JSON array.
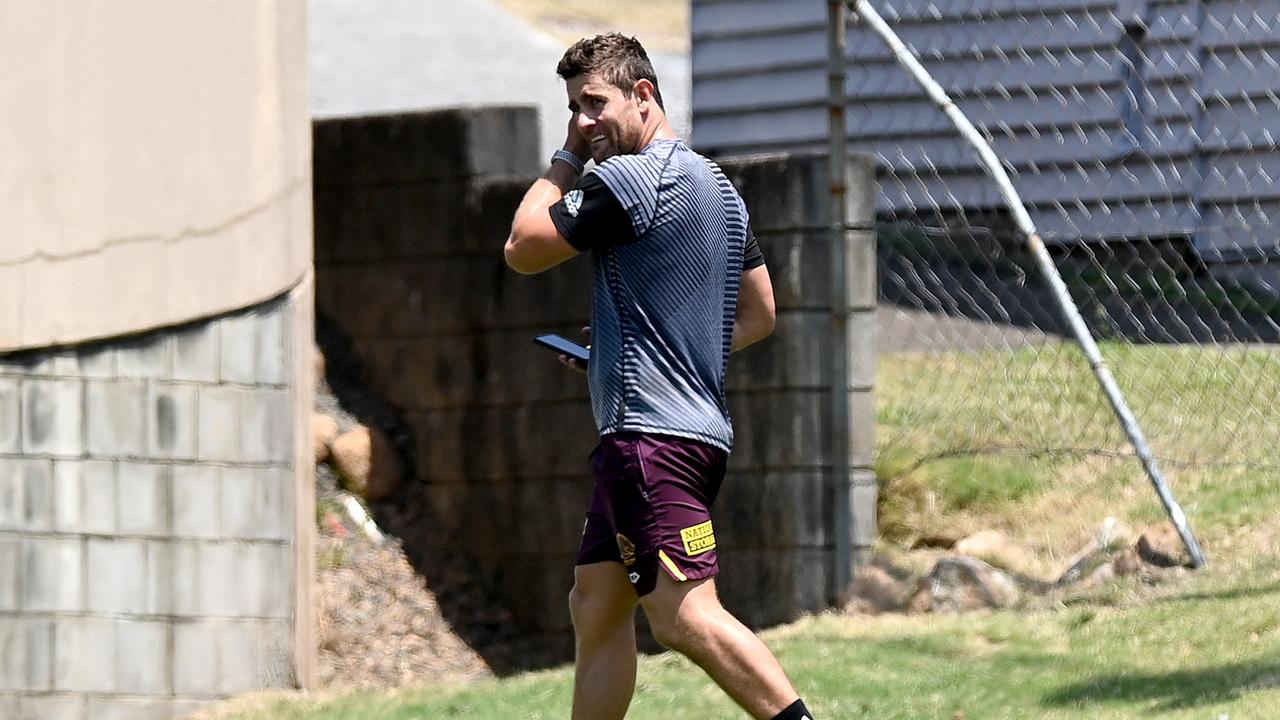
[[680, 521, 716, 556], [616, 533, 637, 567], [628, 571, 641, 584]]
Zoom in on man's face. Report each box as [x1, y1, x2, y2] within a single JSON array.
[[566, 73, 646, 163]]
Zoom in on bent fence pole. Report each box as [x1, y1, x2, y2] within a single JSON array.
[[847, 0, 1207, 567]]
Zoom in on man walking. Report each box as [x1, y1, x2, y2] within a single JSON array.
[[504, 33, 815, 720]]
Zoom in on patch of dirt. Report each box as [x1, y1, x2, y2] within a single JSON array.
[[310, 316, 571, 691], [316, 531, 494, 688], [313, 407, 498, 688], [309, 315, 494, 689]]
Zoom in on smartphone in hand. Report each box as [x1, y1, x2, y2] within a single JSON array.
[[534, 333, 590, 365]]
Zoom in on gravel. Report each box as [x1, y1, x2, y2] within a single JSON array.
[[315, 533, 495, 688]]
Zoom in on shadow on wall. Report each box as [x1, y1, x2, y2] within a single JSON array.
[[315, 314, 577, 673], [312, 106, 593, 673], [311, 107, 880, 674]]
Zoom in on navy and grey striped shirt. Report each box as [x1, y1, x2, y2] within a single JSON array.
[[549, 138, 763, 452]]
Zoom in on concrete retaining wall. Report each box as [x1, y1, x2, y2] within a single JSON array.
[[0, 290, 312, 720], [0, 2, 311, 353], [716, 153, 879, 623], [313, 107, 875, 637]]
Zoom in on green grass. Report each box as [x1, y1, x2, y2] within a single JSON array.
[[204, 344, 1280, 719], [874, 343, 1280, 562], [924, 455, 1043, 510], [206, 562, 1280, 719]]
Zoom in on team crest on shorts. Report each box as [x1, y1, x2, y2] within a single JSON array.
[[616, 533, 636, 566], [680, 521, 716, 556]]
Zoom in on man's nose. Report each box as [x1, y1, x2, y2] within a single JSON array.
[[576, 112, 595, 133]]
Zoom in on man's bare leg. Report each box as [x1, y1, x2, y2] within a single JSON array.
[[570, 561, 640, 720], [640, 573, 800, 719]]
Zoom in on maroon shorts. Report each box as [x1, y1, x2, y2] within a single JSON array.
[[576, 432, 728, 596]]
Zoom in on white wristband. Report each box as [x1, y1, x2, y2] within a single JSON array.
[[551, 148, 585, 174]]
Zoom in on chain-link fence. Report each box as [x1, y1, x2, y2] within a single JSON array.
[[841, 0, 1280, 540]]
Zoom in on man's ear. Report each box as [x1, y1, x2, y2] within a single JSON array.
[[634, 78, 656, 108]]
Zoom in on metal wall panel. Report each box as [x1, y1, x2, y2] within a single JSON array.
[[692, 0, 1280, 259]]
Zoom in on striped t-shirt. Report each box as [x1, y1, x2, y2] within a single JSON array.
[[549, 138, 760, 452]]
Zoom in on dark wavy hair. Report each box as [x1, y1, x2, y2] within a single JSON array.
[[556, 33, 665, 110]]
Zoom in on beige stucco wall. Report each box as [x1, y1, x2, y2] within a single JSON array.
[[0, 1, 312, 352]]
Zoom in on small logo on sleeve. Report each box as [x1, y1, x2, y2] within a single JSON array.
[[564, 189, 584, 217], [680, 521, 717, 556]]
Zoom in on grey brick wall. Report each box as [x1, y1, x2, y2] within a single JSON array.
[[0, 296, 302, 720], [313, 107, 877, 636], [717, 153, 879, 622]]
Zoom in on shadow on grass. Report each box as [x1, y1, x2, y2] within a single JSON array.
[[1149, 580, 1280, 607], [1043, 660, 1280, 712]]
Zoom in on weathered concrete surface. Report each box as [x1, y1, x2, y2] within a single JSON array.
[[0, 3, 311, 351]]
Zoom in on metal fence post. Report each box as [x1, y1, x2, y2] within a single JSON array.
[[828, 0, 857, 599]]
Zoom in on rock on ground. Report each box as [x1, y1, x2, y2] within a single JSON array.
[[331, 424, 405, 501], [908, 556, 1020, 613], [954, 529, 1032, 573], [312, 413, 340, 463], [1137, 522, 1193, 567], [846, 565, 907, 614]]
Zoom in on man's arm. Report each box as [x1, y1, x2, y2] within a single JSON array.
[[732, 264, 776, 351], [504, 161, 583, 274]]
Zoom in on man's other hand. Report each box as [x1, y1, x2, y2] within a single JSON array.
[[559, 325, 591, 374]]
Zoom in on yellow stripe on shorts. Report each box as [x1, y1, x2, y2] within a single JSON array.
[[658, 549, 688, 581]]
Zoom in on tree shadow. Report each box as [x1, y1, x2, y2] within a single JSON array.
[[1043, 660, 1280, 712], [1149, 579, 1280, 607], [315, 314, 576, 676]]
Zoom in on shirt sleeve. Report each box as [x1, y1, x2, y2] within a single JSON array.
[[548, 172, 637, 252], [743, 227, 765, 270]]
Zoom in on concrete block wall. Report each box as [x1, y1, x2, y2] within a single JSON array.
[[313, 107, 876, 635], [0, 295, 305, 719], [717, 153, 879, 623], [314, 107, 594, 636]]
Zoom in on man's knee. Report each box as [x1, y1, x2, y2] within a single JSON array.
[[567, 583, 597, 626], [642, 576, 718, 652], [646, 607, 695, 652], [569, 564, 636, 633]]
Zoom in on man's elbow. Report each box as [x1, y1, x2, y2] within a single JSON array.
[[753, 293, 777, 340], [504, 233, 539, 274], [735, 306, 775, 350], [759, 306, 777, 339], [751, 307, 776, 344]]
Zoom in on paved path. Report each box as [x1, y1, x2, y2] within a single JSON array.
[[310, 0, 690, 159]]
